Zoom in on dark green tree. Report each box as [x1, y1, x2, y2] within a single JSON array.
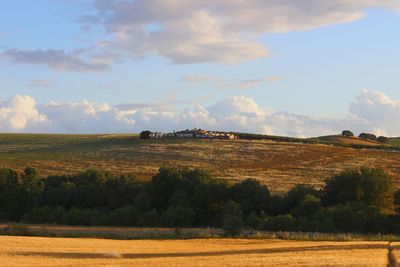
[[230, 179, 269, 216], [140, 131, 151, 139], [341, 130, 354, 137], [283, 184, 320, 213], [222, 200, 244, 235], [322, 167, 394, 212]]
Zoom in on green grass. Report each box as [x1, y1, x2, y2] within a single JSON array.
[[389, 138, 400, 148]]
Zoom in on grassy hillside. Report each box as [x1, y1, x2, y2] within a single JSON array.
[[1, 133, 400, 192], [312, 135, 387, 147], [389, 138, 400, 147]]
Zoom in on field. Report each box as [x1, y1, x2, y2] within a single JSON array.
[[0, 235, 392, 267], [1, 134, 400, 192]]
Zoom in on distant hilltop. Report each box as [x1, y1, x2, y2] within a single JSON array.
[[139, 128, 393, 146], [141, 128, 237, 140]]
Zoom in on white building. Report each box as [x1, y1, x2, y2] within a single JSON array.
[[149, 132, 165, 139]]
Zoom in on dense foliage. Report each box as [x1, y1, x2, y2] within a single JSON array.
[[341, 130, 354, 137], [1, 166, 399, 235], [139, 131, 151, 139], [359, 133, 377, 141]]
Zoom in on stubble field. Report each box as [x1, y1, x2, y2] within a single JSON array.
[[1, 134, 400, 192], [0, 236, 391, 267]]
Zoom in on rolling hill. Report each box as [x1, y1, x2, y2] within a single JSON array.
[[1, 133, 400, 192]]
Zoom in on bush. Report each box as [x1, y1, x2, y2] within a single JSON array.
[[222, 200, 244, 235], [63, 208, 93, 226], [359, 133, 377, 140], [245, 212, 261, 229], [139, 131, 151, 139], [322, 167, 394, 212], [284, 185, 320, 213], [230, 179, 269, 216], [394, 190, 400, 215], [6, 224, 31, 236], [22, 206, 54, 224], [262, 214, 297, 231], [106, 205, 139, 226], [138, 209, 159, 227], [342, 130, 354, 137], [0, 166, 398, 235], [292, 194, 321, 218], [377, 136, 389, 144], [162, 206, 195, 227]]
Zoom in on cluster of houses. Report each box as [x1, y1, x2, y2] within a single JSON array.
[[149, 128, 237, 140]]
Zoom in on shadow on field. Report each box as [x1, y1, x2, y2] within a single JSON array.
[[15, 244, 387, 259]]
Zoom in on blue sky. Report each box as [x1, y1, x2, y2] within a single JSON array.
[[1, 1, 400, 136]]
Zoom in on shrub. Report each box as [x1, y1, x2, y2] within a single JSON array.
[[394, 190, 400, 215], [322, 167, 394, 212], [22, 206, 54, 224], [230, 178, 270, 216], [292, 194, 321, 218], [0, 166, 398, 235], [377, 136, 389, 144], [139, 131, 151, 139], [138, 209, 159, 227], [222, 200, 244, 235], [262, 214, 297, 231], [342, 130, 354, 137], [267, 194, 286, 215], [7, 224, 31, 236], [245, 212, 261, 229], [161, 206, 195, 227], [284, 184, 320, 213], [359, 133, 377, 140], [107, 205, 139, 226]]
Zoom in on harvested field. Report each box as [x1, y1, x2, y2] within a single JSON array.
[[1, 134, 400, 192], [0, 236, 390, 267], [336, 136, 383, 146]]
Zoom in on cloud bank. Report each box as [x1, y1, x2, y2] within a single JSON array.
[[80, 0, 400, 64], [1, 90, 399, 137], [1, 1, 398, 70]]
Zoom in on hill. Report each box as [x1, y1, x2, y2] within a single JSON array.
[[311, 135, 388, 147], [1, 133, 400, 192]]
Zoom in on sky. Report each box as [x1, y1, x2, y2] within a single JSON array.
[[1, 0, 400, 136]]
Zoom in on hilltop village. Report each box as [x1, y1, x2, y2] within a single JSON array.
[[144, 128, 237, 140]]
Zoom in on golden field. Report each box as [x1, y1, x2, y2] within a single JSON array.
[[0, 236, 391, 267], [1, 134, 400, 191]]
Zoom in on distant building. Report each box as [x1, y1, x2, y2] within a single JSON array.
[[168, 128, 237, 140], [149, 132, 165, 139], [175, 129, 197, 138]]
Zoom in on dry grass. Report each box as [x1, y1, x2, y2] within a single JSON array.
[[1, 134, 400, 192], [0, 236, 389, 266], [336, 136, 383, 146]]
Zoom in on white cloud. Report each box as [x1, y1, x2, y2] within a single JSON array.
[[0, 95, 48, 132], [2, 90, 400, 137], [349, 90, 400, 136], [81, 0, 400, 64], [2, 1, 399, 69]]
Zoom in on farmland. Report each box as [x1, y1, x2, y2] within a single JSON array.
[[1, 133, 400, 192], [0, 235, 392, 267]]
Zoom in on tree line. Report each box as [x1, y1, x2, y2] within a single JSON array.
[[1, 166, 400, 235]]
